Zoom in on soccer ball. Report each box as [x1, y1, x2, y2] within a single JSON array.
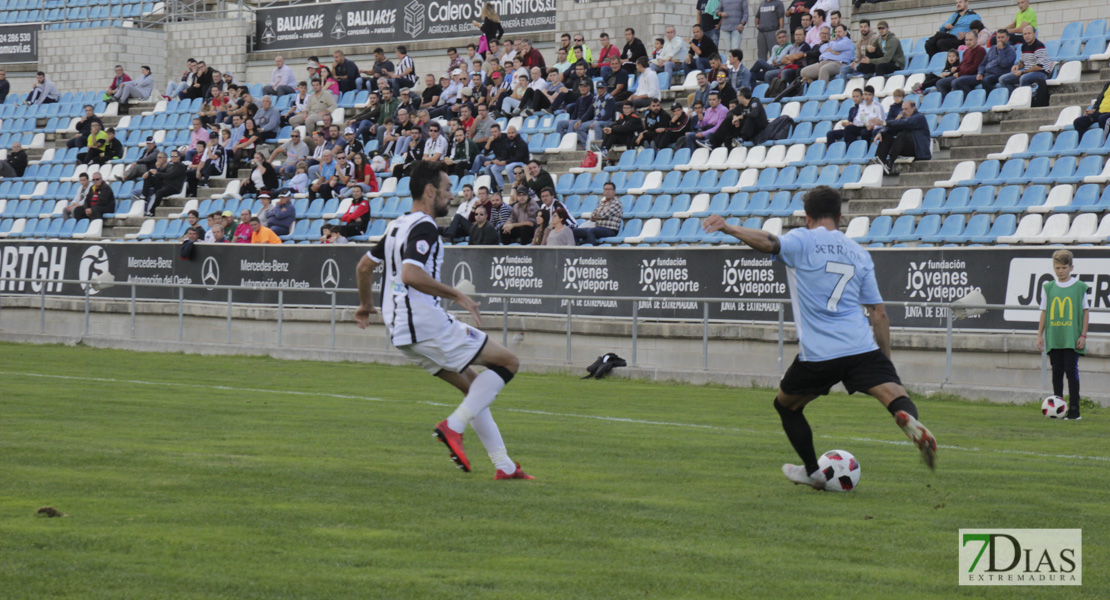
[[1041, 396, 1068, 418], [817, 449, 861, 492]]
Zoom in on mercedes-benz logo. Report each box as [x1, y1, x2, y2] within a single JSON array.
[[320, 258, 340, 290], [201, 256, 220, 290], [452, 261, 473, 288]]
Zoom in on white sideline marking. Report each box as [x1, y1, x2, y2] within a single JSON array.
[[4, 371, 1108, 464]]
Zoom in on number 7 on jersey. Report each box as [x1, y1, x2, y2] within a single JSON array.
[[825, 262, 856, 312]]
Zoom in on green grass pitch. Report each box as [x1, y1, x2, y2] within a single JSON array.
[[0, 342, 1105, 599]]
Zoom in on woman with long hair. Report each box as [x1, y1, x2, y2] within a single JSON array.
[[472, 2, 504, 57]]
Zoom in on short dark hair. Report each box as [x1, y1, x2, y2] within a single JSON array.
[[374, 47, 384, 54], [397, 45, 408, 54], [447, 47, 457, 54], [730, 49, 743, 62], [655, 38, 664, 45], [803, 186, 842, 221], [250, 216, 261, 224], [409, 160, 446, 199], [540, 186, 555, 197], [738, 86, 752, 100], [636, 56, 649, 68], [83, 104, 93, 110], [36, 71, 44, 77], [625, 28, 635, 35], [105, 127, 115, 134], [79, 172, 89, 180], [859, 19, 871, 26], [831, 10, 841, 18], [141, 65, 150, 72], [863, 85, 876, 95], [603, 181, 616, 190]]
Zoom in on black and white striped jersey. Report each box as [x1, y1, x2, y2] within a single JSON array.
[[366, 211, 452, 346]]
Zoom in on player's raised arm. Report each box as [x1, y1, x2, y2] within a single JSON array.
[[702, 214, 781, 254]]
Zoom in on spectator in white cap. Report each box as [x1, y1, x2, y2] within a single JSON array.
[[266, 189, 297, 236]]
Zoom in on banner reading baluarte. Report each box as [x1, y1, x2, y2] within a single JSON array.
[[255, 0, 556, 52]]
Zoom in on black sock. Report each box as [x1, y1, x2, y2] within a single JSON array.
[[774, 399, 819, 475], [886, 396, 918, 420]]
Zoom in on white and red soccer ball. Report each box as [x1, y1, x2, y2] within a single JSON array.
[[1041, 396, 1068, 418], [818, 449, 861, 492]]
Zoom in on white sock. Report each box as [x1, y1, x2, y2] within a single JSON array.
[[470, 408, 515, 473], [446, 369, 507, 434]]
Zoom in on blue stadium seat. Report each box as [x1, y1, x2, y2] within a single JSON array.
[[617, 171, 645, 194], [812, 142, 845, 166], [1036, 130, 1078, 158], [856, 215, 892, 244], [947, 213, 990, 244], [587, 172, 610, 195], [949, 185, 994, 214], [1061, 183, 1108, 212], [870, 215, 913, 244], [569, 172, 592, 195], [958, 159, 999, 186], [931, 113, 961, 136], [722, 192, 748, 217], [967, 213, 1016, 243], [606, 149, 637, 172], [755, 191, 792, 217], [1080, 19, 1107, 42], [1028, 157, 1076, 184], [660, 218, 699, 243], [625, 195, 653, 218], [998, 185, 1047, 213], [667, 148, 691, 169], [646, 196, 672, 218], [981, 158, 1025, 185], [782, 122, 813, 145], [640, 147, 669, 171], [628, 148, 655, 171], [920, 214, 964, 243], [795, 101, 820, 122], [1061, 129, 1104, 157], [742, 168, 778, 192], [792, 142, 824, 167], [643, 217, 680, 244], [934, 187, 969, 214]]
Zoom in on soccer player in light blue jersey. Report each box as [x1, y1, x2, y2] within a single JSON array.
[[704, 186, 937, 489]]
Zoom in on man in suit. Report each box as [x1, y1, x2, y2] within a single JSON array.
[[874, 100, 931, 173], [141, 150, 188, 216]]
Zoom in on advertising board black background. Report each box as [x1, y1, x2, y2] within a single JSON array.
[[255, 0, 556, 52], [2, 242, 1107, 333]]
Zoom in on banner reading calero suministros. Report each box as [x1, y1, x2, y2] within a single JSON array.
[[2, 242, 1108, 333], [255, 0, 556, 52], [0, 24, 39, 63]]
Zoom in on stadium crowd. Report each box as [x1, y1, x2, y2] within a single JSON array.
[[18, 0, 1073, 247]]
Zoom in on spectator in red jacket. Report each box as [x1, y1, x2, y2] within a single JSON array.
[[936, 31, 985, 97], [595, 32, 622, 78], [338, 185, 371, 238]]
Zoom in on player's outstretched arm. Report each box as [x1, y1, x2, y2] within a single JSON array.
[[702, 215, 781, 254], [401, 263, 483, 327], [864, 303, 892, 358], [354, 255, 379, 329]]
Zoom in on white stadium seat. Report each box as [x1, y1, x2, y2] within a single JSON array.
[[700, 147, 729, 170], [844, 164, 884, 190], [1040, 106, 1082, 132], [883, 189, 923, 216], [987, 133, 1028, 160], [1082, 158, 1110, 184], [1022, 214, 1069, 244], [993, 86, 1030, 112], [934, 161, 976, 188], [845, 216, 870, 240], [1077, 214, 1110, 244], [629, 171, 662, 194], [676, 147, 708, 171], [1029, 185, 1074, 213], [997, 214, 1042, 244], [1048, 213, 1098, 244], [1047, 61, 1081, 86]]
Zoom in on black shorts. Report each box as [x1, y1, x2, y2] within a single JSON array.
[[779, 349, 903, 397]]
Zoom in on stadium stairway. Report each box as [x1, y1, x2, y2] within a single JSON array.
[[840, 63, 1110, 220]]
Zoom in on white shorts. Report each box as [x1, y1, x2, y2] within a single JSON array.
[[397, 320, 489, 374]]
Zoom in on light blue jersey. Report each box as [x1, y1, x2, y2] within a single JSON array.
[[774, 226, 883, 362]]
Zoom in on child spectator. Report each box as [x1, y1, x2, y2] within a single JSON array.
[[289, 161, 310, 193], [1037, 250, 1089, 420]]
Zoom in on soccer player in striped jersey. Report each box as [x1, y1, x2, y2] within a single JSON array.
[[703, 186, 937, 489], [354, 161, 533, 480]]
